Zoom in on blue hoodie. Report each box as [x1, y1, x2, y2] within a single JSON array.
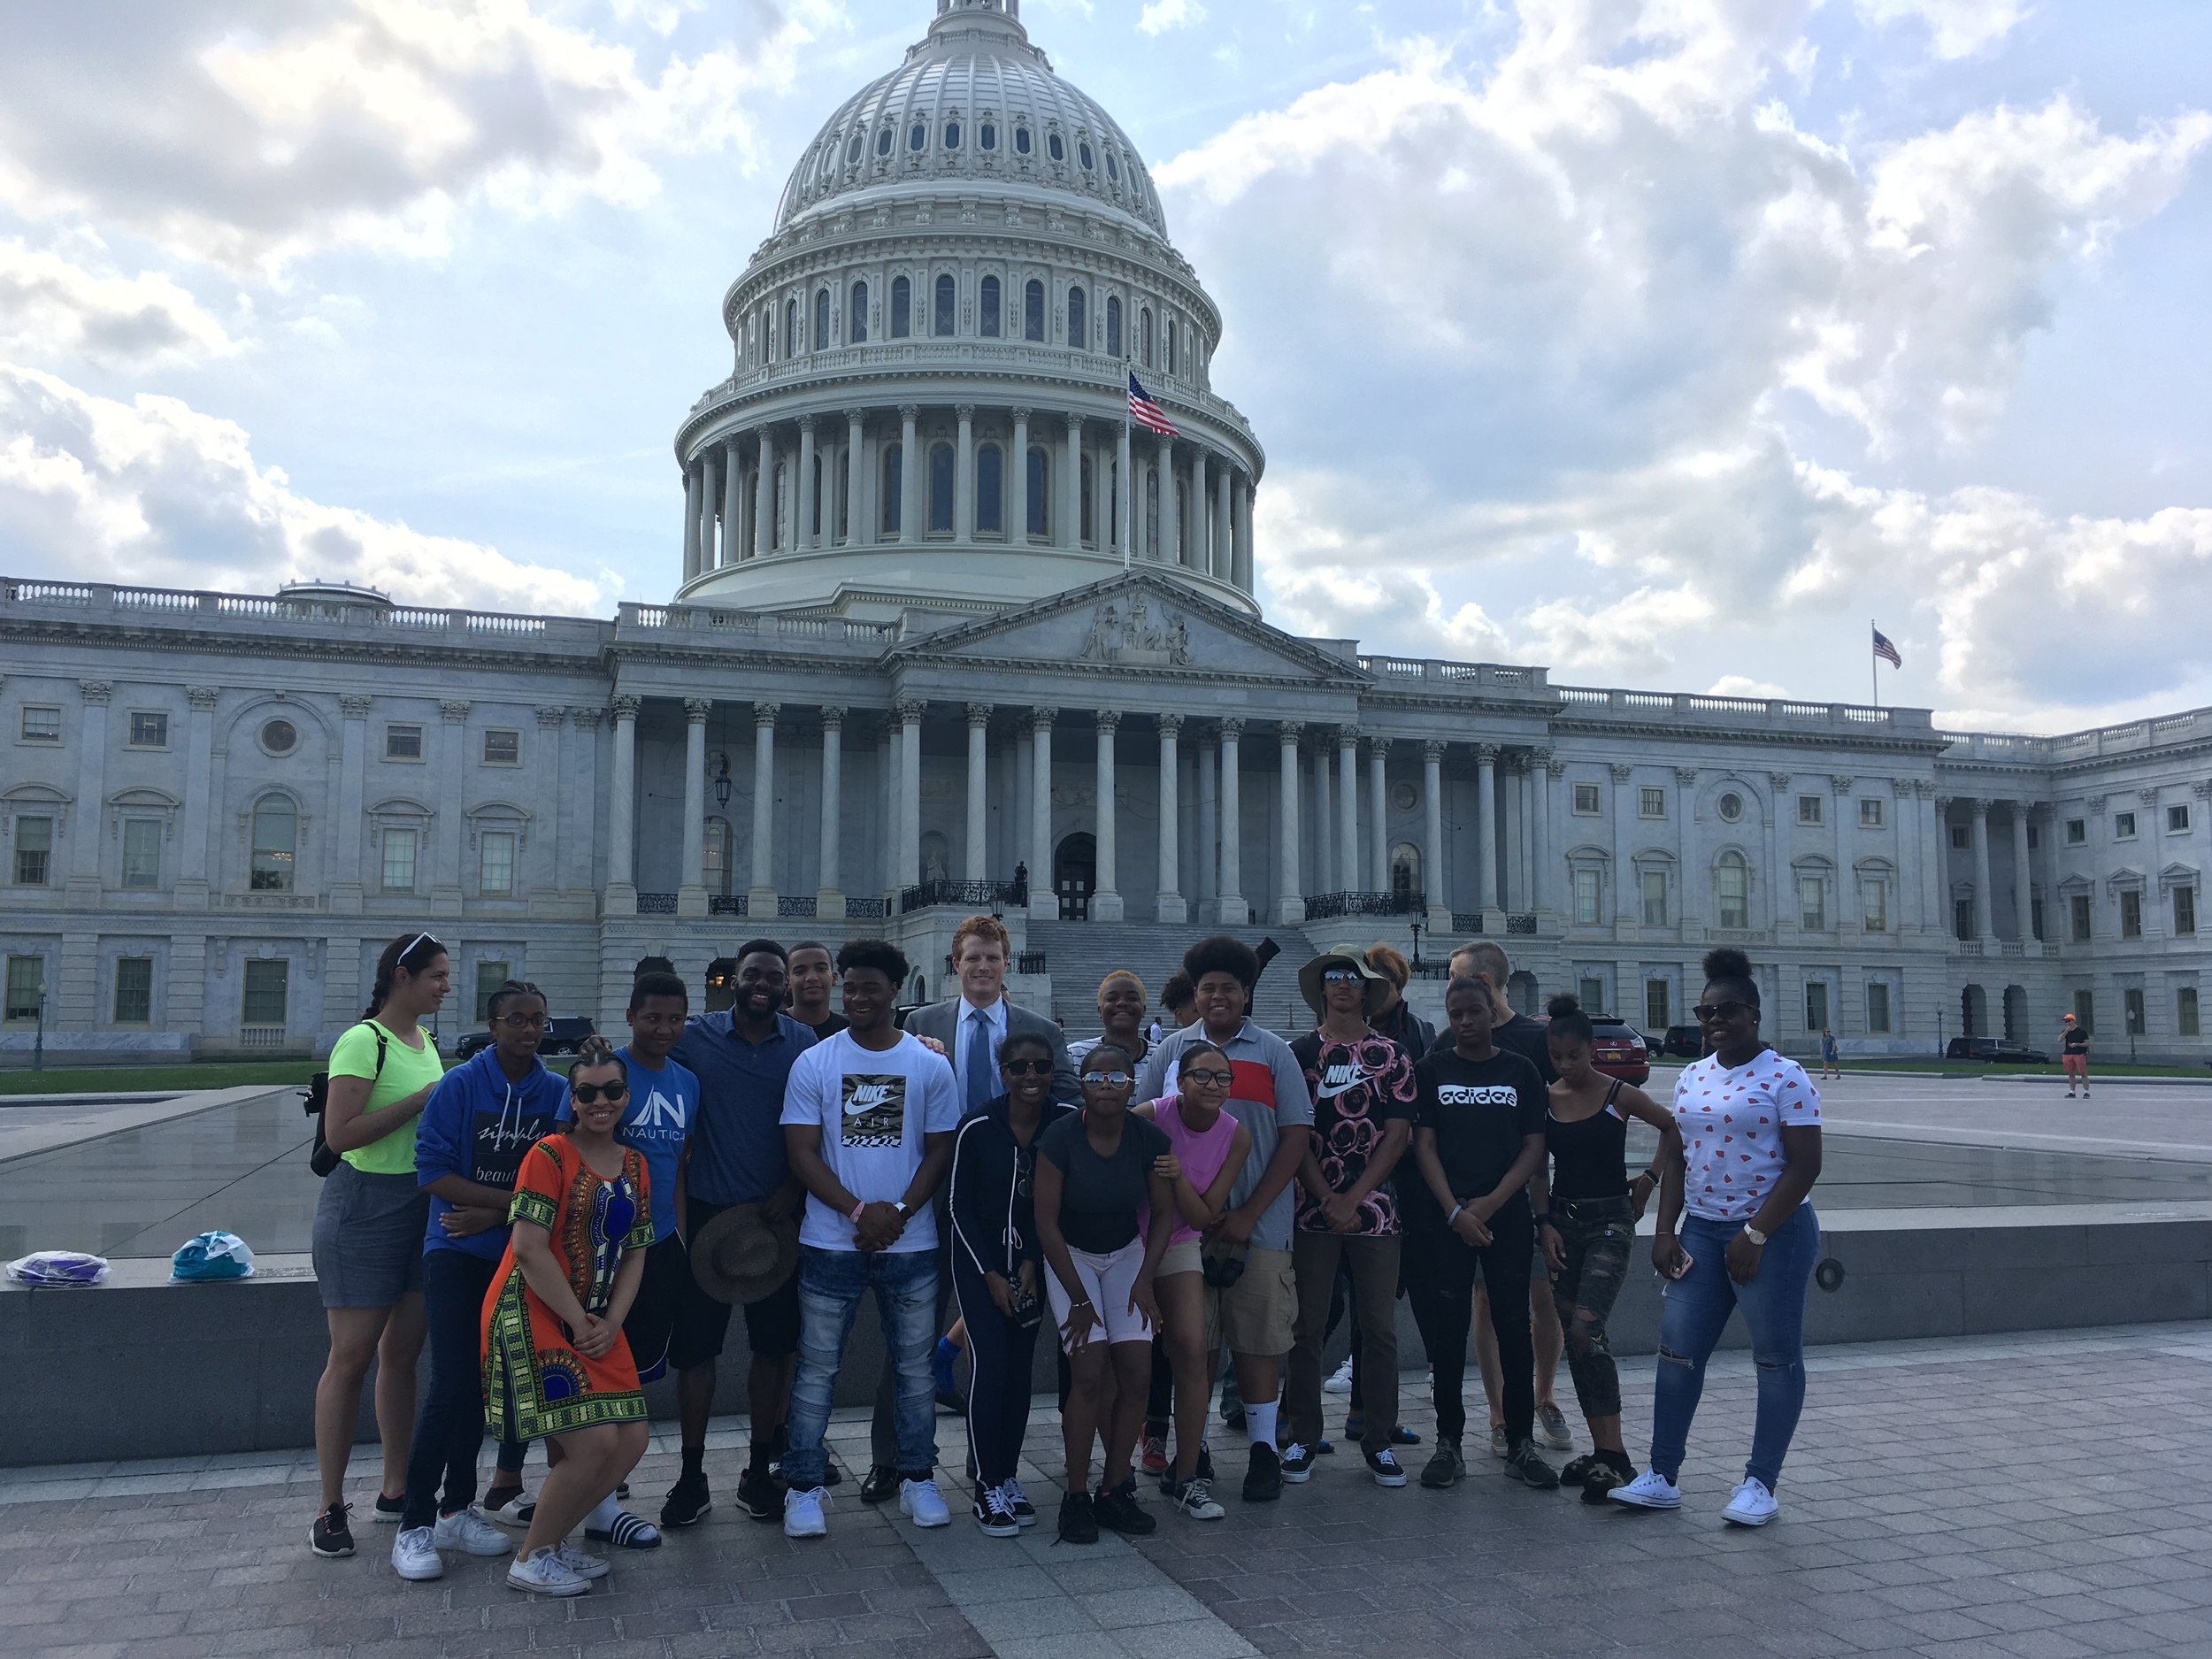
[[414, 1047, 570, 1261]]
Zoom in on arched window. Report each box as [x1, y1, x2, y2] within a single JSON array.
[[1141, 306, 1154, 366], [845, 133, 863, 165], [250, 795, 296, 892], [833, 448, 850, 542], [809, 452, 824, 541], [1105, 150, 1119, 181], [977, 444, 1003, 534], [944, 120, 961, 150], [979, 122, 996, 151], [933, 273, 956, 337], [813, 288, 830, 351], [890, 275, 910, 338], [1105, 296, 1121, 358], [1024, 279, 1045, 341], [1716, 852, 1750, 930], [1048, 132, 1064, 161], [877, 125, 894, 157], [757, 306, 770, 363], [849, 280, 869, 343], [928, 442, 954, 532], [1026, 446, 1049, 537], [1067, 285, 1087, 349], [1079, 141, 1094, 171], [1014, 124, 1032, 155], [703, 818, 733, 896], [1166, 317, 1177, 374], [909, 121, 926, 152], [783, 298, 797, 358], [979, 274, 1001, 337], [880, 442, 902, 535], [1391, 843, 1422, 901]]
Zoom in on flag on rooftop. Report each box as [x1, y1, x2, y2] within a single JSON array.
[[1872, 626, 1902, 669], [1128, 372, 1177, 437]]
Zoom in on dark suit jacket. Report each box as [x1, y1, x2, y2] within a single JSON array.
[[908, 995, 1079, 1105]]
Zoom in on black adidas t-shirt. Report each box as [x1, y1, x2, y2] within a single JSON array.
[[1414, 1048, 1547, 1203]]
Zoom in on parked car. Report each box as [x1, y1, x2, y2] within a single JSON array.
[[1586, 1015, 1650, 1086], [1945, 1036, 2051, 1064], [451, 1015, 596, 1062], [1661, 1025, 1706, 1059]]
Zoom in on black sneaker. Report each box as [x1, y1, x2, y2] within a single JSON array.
[[1242, 1442, 1282, 1503], [1502, 1440, 1561, 1490], [660, 1470, 712, 1527], [736, 1467, 781, 1524], [370, 1491, 405, 1525], [860, 1464, 900, 1505], [1419, 1440, 1464, 1489], [1364, 1448, 1409, 1488], [310, 1502, 355, 1558], [1091, 1478, 1157, 1537], [1157, 1446, 1216, 1494], [972, 1486, 1020, 1539], [1279, 1443, 1315, 1484], [1578, 1455, 1637, 1505], [821, 1462, 843, 1487], [1057, 1489, 1099, 1544]]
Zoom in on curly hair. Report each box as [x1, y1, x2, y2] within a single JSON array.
[[837, 937, 910, 984], [1701, 946, 1759, 1005], [1182, 935, 1259, 990], [1544, 991, 1594, 1045]]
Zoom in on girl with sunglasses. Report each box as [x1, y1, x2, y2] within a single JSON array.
[[947, 1030, 1077, 1536], [484, 1039, 655, 1594], [1134, 1041, 1249, 1521]]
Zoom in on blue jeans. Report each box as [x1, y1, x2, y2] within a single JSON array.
[[781, 1246, 939, 1491], [1648, 1205, 1817, 1491]]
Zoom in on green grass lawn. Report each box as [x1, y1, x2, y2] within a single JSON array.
[[0, 1051, 602, 1096], [1813, 1056, 2209, 1079]]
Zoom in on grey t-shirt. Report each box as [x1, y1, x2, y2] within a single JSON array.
[[1136, 1018, 1314, 1252]]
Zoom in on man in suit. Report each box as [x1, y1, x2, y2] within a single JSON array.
[[858, 915, 1077, 1503]]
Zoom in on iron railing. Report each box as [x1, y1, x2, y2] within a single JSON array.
[[1506, 914, 1538, 934], [899, 879, 1017, 915], [709, 895, 747, 916], [1016, 951, 1048, 974], [778, 896, 818, 918], [1303, 891, 1425, 920], [846, 897, 887, 919], [636, 893, 677, 915], [1450, 912, 1485, 933]]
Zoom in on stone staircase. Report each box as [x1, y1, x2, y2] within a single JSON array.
[[1024, 917, 1331, 1041]]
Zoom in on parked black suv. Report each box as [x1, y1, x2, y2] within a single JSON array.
[[452, 1015, 596, 1061], [1944, 1036, 2051, 1064], [1661, 1025, 1706, 1059]]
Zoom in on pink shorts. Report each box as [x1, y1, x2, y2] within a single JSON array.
[[2062, 1054, 2087, 1077]]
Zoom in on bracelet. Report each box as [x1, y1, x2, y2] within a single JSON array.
[[1532, 1213, 1555, 1228], [848, 1199, 865, 1224], [1635, 1169, 1660, 1184], [1447, 1203, 1465, 1225]]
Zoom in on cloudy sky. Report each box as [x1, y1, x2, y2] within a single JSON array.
[[2, 0, 2206, 733]]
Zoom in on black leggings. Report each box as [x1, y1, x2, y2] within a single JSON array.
[[952, 1252, 1041, 1490], [1420, 1197, 1536, 1447]]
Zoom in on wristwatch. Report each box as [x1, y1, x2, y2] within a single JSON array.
[[891, 1200, 910, 1219], [1740, 1223, 1768, 1246]]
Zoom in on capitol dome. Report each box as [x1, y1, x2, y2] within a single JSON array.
[[669, 0, 1263, 623]]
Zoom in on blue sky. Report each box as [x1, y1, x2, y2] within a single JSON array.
[[1, 0, 2206, 733]]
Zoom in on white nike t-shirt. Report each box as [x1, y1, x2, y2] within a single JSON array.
[[780, 1031, 962, 1252]]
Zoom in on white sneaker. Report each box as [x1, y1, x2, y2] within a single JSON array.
[[432, 1505, 512, 1558], [1323, 1357, 1355, 1396], [784, 1485, 830, 1540], [479, 1489, 533, 1528], [390, 1525, 443, 1581], [506, 1546, 588, 1596], [1609, 1470, 1682, 1510], [1722, 1477, 1779, 1526], [899, 1477, 951, 1528], [553, 1540, 611, 1579]]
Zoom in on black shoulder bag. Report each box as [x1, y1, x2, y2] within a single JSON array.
[[302, 1022, 390, 1178]]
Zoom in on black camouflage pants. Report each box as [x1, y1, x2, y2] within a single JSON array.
[[1548, 1194, 1635, 1422]]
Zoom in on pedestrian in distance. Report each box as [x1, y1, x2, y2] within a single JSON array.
[[1818, 1028, 1841, 1080], [2061, 1013, 2090, 1096]]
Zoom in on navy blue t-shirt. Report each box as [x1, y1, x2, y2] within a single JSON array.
[[670, 1010, 817, 1208]]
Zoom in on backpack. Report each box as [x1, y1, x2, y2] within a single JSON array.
[[302, 1022, 390, 1179]]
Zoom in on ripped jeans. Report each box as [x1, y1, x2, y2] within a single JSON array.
[[1647, 1205, 1817, 1491], [1548, 1194, 1636, 1422]]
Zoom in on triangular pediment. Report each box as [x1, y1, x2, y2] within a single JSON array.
[[889, 572, 1366, 687]]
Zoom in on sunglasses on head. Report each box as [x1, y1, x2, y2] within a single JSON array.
[[571, 1081, 630, 1105], [400, 932, 441, 962], [1692, 1000, 1756, 1024], [1001, 1057, 1055, 1077]]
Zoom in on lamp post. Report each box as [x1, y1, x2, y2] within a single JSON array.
[[1409, 914, 1425, 974], [712, 752, 733, 811]]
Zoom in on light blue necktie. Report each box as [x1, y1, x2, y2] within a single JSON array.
[[964, 1008, 995, 1114]]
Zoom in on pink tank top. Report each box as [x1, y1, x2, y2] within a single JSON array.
[[1145, 1094, 1240, 1248]]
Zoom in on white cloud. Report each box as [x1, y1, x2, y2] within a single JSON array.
[[0, 364, 610, 612], [1139, 0, 1204, 39], [0, 240, 238, 369], [1854, 0, 2029, 60]]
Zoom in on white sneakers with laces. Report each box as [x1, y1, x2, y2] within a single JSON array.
[[1722, 1477, 1779, 1526], [784, 1486, 831, 1539], [433, 1505, 513, 1557], [390, 1525, 443, 1581], [1323, 1357, 1355, 1396], [1173, 1478, 1225, 1521], [552, 1540, 611, 1579], [899, 1477, 952, 1528], [1609, 1469, 1683, 1510], [507, 1546, 588, 1596]]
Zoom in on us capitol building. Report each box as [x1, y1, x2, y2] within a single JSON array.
[[4, 0, 2207, 1063]]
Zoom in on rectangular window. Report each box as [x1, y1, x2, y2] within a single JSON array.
[[1645, 979, 1670, 1032], [1799, 875, 1826, 931], [2115, 810, 2138, 841], [2072, 988, 2094, 1033], [2027, 824, 2039, 849], [1572, 783, 1600, 815], [127, 710, 168, 749], [1716, 860, 1748, 929], [2065, 818, 2086, 846], [19, 705, 60, 743], [385, 724, 423, 761], [2170, 804, 2192, 834], [2177, 887, 2198, 938], [1955, 897, 1975, 939], [2121, 889, 2143, 940], [242, 959, 288, 1028], [2124, 987, 2146, 1036], [112, 957, 152, 1024], [2180, 987, 2200, 1039], [1860, 876, 1887, 933], [2032, 894, 2045, 940], [482, 729, 519, 765], [1949, 825, 1970, 850], [1797, 795, 1823, 826], [380, 828, 418, 894], [1639, 787, 1666, 818], [1804, 980, 1829, 1033], [1866, 981, 1892, 1033], [1572, 867, 1601, 926], [2070, 892, 2093, 941], [480, 830, 516, 895], [1640, 869, 1667, 926], [121, 818, 162, 889], [4, 956, 42, 1022], [1859, 797, 1884, 828], [1578, 976, 1606, 1013], [13, 816, 52, 886], [474, 960, 511, 1022]]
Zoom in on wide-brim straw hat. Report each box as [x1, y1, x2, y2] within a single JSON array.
[[1297, 948, 1391, 1019], [688, 1202, 799, 1306]]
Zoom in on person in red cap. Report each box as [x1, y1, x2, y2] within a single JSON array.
[[2060, 1014, 2090, 1097]]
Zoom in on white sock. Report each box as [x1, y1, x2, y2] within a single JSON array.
[[586, 1493, 622, 1531], [1245, 1398, 1279, 1449]]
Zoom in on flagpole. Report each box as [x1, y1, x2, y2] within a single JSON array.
[[1120, 364, 1133, 570], [1870, 619, 1879, 709]]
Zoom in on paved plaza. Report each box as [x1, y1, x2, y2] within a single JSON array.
[[5, 1321, 2212, 1659]]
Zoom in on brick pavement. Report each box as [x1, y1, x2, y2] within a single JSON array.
[[4, 1325, 2212, 1659]]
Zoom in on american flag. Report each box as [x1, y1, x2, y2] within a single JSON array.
[[1128, 372, 1177, 437], [1872, 626, 1902, 669]]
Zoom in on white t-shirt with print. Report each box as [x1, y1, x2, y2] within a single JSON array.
[[781, 1031, 962, 1253], [1671, 1048, 1821, 1224]]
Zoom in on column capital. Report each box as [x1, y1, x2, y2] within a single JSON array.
[[1156, 713, 1184, 738], [1064, 411, 1084, 433], [1546, 756, 1567, 780], [440, 700, 472, 725], [1674, 766, 1699, 787], [895, 698, 928, 726], [534, 704, 566, 728], [1423, 739, 1446, 763], [898, 403, 920, 422], [841, 406, 867, 425], [1889, 776, 1916, 796], [611, 694, 641, 720], [1095, 709, 1122, 734], [2140, 787, 2162, 806], [2194, 780, 2212, 801], [1969, 796, 1992, 818], [956, 403, 977, 422], [186, 685, 222, 710], [750, 701, 780, 729], [724, 432, 743, 453], [1608, 763, 1633, 783], [966, 701, 995, 729], [78, 679, 112, 704], [1831, 774, 1855, 795], [680, 698, 711, 723], [797, 413, 817, 434], [1475, 742, 1501, 764], [1936, 795, 1955, 814], [1337, 725, 1363, 748], [819, 704, 847, 731], [1769, 771, 1794, 791], [1028, 705, 1057, 733], [569, 705, 603, 729], [1279, 719, 1305, 742], [1218, 718, 1245, 741], [340, 695, 375, 718], [1363, 733, 1392, 758], [1011, 404, 1032, 422]]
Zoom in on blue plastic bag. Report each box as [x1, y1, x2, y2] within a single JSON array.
[[172, 1231, 255, 1282], [5, 1250, 110, 1286]]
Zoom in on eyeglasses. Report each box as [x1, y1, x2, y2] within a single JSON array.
[[1181, 1068, 1233, 1088], [495, 1013, 549, 1030], [1083, 1071, 1134, 1088], [571, 1082, 630, 1105], [1320, 967, 1363, 984], [1692, 1001, 1756, 1024], [1001, 1058, 1055, 1077]]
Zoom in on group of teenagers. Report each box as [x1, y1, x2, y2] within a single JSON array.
[[303, 918, 1824, 1594]]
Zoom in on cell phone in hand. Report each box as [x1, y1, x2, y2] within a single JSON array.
[[1667, 1251, 1694, 1280]]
